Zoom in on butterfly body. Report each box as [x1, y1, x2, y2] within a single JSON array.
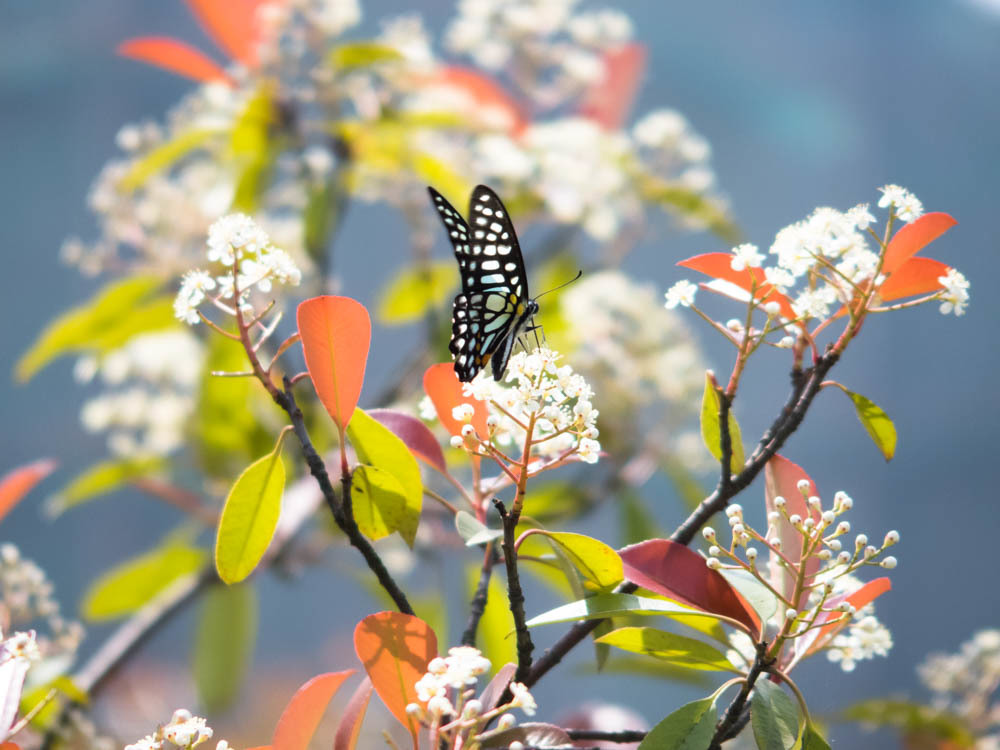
[[428, 185, 538, 382]]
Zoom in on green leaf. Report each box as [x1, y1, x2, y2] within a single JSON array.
[[330, 41, 404, 69], [347, 408, 422, 547], [82, 538, 206, 620], [521, 480, 588, 523], [638, 696, 717, 750], [801, 722, 832, 750], [595, 627, 739, 673], [19, 676, 88, 731], [537, 531, 623, 591], [580, 655, 712, 687], [411, 152, 472, 210], [193, 583, 257, 712], [120, 128, 220, 191], [720, 569, 779, 626], [377, 261, 458, 325], [638, 174, 741, 244], [843, 389, 897, 461], [840, 699, 976, 747], [16, 276, 175, 381], [751, 679, 800, 750], [455, 510, 503, 546], [46, 456, 164, 516], [700, 373, 745, 474], [467, 565, 516, 672], [214, 436, 287, 584], [229, 85, 278, 212], [526, 593, 727, 629], [351, 464, 407, 542]]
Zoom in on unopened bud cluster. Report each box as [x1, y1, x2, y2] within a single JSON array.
[[125, 709, 231, 750]]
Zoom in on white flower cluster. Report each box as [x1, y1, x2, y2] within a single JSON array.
[[455, 348, 601, 466], [126, 709, 230, 750], [76, 330, 204, 458], [918, 629, 1000, 737], [174, 214, 301, 325], [406, 646, 537, 745]]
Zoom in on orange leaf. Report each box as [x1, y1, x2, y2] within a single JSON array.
[[297, 296, 371, 434], [184, 0, 267, 66], [117, 37, 231, 84], [334, 676, 374, 750], [882, 212, 957, 275], [0, 744, 21, 750], [578, 43, 646, 130], [805, 577, 892, 657], [764, 455, 821, 607], [0, 459, 56, 525], [271, 671, 353, 750], [354, 612, 437, 744], [678, 253, 797, 321], [878, 257, 950, 302], [422, 363, 489, 439], [420, 67, 527, 135]]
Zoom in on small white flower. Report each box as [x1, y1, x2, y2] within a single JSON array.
[[937, 268, 970, 316], [730, 243, 765, 271], [878, 185, 924, 223], [664, 280, 698, 309], [508, 681, 537, 716]]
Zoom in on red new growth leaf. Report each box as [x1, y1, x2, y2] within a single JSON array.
[[271, 671, 353, 750], [117, 38, 232, 84], [297, 296, 371, 434], [423, 67, 527, 134], [578, 43, 646, 130], [422, 363, 489, 439], [678, 253, 797, 321], [354, 612, 438, 744], [882, 212, 957, 275], [184, 0, 267, 67], [804, 577, 892, 658], [878, 257, 951, 303], [0, 459, 56, 525], [369, 409, 448, 474], [765, 455, 821, 607], [619, 539, 760, 636], [0, 744, 20, 750], [333, 676, 374, 750]]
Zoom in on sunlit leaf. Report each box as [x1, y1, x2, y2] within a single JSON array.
[[230, 85, 279, 211], [377, 261, 457, 325], [272, 671, 354, 750], [537, 532, 623, 591], [637, 696, 717, 750], [840, 699, 974, 748], [82, 538, 205, 620], [117, 37, 231, 84], [700, 374, 744, 475], [330, 41, 404, 69], [215, 436, 286, 584], [0, 459, 56, 524], [46, 457, 164, 516], [595, 627, 738, 673], [354, 612, 437, 744], [468, 566, 515, 673], [877, 257, 950, 302], [193, 582, 257, 712], [347, 409, 422, 546], [800, 722, 833, 750], [369, 409, 447, 474], [350, 465, 407, 543], [719, 569, 779, 627], [640, 178, 740, 244], [882, 212, 957, 275], [119, 128, 220, 191], [298, 296, 371, 434], [802, 578, 891, 657], [525, 593, 727, 629], [480, 723, 572, 748], [678, 253, 796, 320], [840, 389, 897, 461], [582, 655, 712, 687], [412, 153, 473, 211], [455, 511, 503, 546], [764, 454, 821, 607], [16, 277, 175, 381], [751, 679, 800, 750], [334, 677, 374, 750], [579, 43, 646, 130], [423, 362, 488, 438], [184, 0, 262, 66]]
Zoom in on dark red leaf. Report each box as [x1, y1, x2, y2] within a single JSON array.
[[368, 409, 447, 474], [764, 455, 821, 607]]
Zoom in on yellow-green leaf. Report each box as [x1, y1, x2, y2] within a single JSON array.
[[538, 531, 623, 591], [46, 456, 164, 516], [351, 464, 407, 542], [638, 696, 718, 750], [377, 261, 458, 325], [16, 276, 174, 381], [595, 627, 739, 673], [347, 408, 422, 547], [193, 583, 257, 712], [638, 173, 740, 244], [19, 676, 87, 732], [330, 41, 404, 69], [700, 373, 745, 474], [844, 389, 897, 461], [411, 152, 472, 209], [82, 539, 206, 620], [229, 85, 278, 212], [215, 437, 287, 584], [467, 565, 515, 674], [120, 128, 220, 191]]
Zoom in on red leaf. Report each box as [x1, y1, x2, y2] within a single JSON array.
[[877, 257, 950, 303], [422, 363, 489, 439], [368, 409, 448, 474], [764, 455, 821, 607], [798, 577, 892, 661], [882, 212, 957, 275], [578, 43, 646, 130], [0, 744, 20, 750], [354, 612, 437, 744], [272, 671, 353, 750], [117, 37, 232, 84], [619, 539, 760, 636], [421, 67, 527, 135], [184, 0, 271, 66], [678, 253, 797, 321], [333, 676, 374, 750], [0, 459, 56, 525], [297, 296, 371, 434]]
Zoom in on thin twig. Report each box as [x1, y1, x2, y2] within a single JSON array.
[[461, 541, 498, 646], [496, 498, 534, 682]]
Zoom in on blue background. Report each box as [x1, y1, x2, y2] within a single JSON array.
[[1, 1, 998, 746]]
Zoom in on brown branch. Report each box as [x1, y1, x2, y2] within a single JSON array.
[[709, 642, 775, 749], [461, 541, 498, 646], [495, 499, 534, 682]]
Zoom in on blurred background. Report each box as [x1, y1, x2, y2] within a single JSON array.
[[1, 0, 998, 747]]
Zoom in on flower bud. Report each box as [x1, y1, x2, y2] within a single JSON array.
[[880, 556, 898, 569], [785, 608, 797, 621], [745, 547, 758, 562], [405, 703, 421, 716], [789, 514, 802, 526], [709, 546, 721, 557], [767, 511, 780, 523], [835, 521, 850, 535], [865, 545, 877, 559], [702, 527, 716, 541], [764, 301, 781, 316], [486, 414, 499, 429], [827, 539, 842, 552], [463, 700, 483, 717], [498, 714, 517, 730], [821, 511, 835, 525], [726, 504, 743, 517], [726, 318, 743, 332], [449, 435, 464, 448], [461, 423, 476, 437], [779, 335, 796, 348], [731, 523, 745, 536], [803, 517, 815, 530], [884, 530, 900, 546], [773, 496, 786, 509], [706, 558, 722, 570], [837, 551, 851, 564], [808, 496, 822, 510], [796, 479, 810, 494], [768, 538, 781, 549]]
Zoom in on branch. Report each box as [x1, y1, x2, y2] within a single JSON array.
[[461, 541, 498, 646], [496, 498, 534, 682], [709, 642, 775, 749], [565, 729, 647, 743]]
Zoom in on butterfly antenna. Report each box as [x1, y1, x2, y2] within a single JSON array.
[[534, 269, 583, 301]]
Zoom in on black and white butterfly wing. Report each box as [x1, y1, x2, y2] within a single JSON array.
[[428, 185, 536, 382]]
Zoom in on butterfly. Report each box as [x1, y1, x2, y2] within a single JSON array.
[[428, 184, 539, 382]]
